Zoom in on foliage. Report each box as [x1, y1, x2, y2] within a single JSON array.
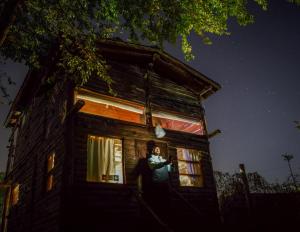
[[214, 171, 243, 199], [0, 0, 270, 103], [214, 170, 298, 204], [1, 0, 299, 104], [288, 0, 300, 5], [0, 59, 16, 104]]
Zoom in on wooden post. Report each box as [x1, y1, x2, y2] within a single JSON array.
[[239, 164, 252, 225], [145, 58, 155, 129]]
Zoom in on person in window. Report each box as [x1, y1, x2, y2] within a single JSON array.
[[145, 141, 173, 223], [148, 146, 172, 183]]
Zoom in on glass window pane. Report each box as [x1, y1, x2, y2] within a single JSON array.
[[11, 184, 20, 205], [87, 135, 123, 184], [152, 112, 204, 135], [177, 148, 202, 162], [179, 175, 203, 187], [178, 161, 202, 175], [176, 148, 204, 187], [47, 153, 55, 172], [46, 175, 54, 192], [76, 90, 145, 124]]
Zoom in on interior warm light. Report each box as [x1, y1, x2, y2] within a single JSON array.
[[11, 184, 20, 205], [87, 135, 124, 184], [152, 112, 200, 124], [46, 153, 55, 191], [177, 148, 204, 187], [152, 111, 204, 135], [75, 91, 146, 124], [46, 175, 54, 192], [47, 153, 55, 172], [77, 94, 144, 114]]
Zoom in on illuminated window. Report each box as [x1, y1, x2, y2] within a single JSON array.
[[46, 153, 55, 191], [11, 184, 20, 206], [75, 89, 145, 124], [152, 111, 204, 135], [177, 148, 204, 187], [87, 135, 123, 184]]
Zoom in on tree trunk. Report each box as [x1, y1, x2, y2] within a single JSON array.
[[0, 0, 24, 47]]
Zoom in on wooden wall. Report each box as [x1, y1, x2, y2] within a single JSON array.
[[5, 53, 219, 232], [83, 59, 202, 118], [6, 80, 69, 232], [66, 112, 219, 230]]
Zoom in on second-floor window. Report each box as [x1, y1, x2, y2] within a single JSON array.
[[152, 110, 204, 135], [75, 89, 145, 124]]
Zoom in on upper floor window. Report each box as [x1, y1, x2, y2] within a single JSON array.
[[176, 148, 204, 187], [75, 89, 205, 136], [152, 111, 204, 135], [75, 89, 145, 124], [87, 135, 123, 184]]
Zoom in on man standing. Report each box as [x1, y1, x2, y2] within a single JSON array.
[[146, 143, 173, 223], [148, 146, 172, 183]]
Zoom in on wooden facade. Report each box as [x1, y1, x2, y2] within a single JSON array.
[[2, 40, 221, 232]]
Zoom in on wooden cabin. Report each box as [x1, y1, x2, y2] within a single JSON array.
[[2, 40, 221, 232]]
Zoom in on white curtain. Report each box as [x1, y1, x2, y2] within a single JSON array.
[[87, 136, 115, 182]]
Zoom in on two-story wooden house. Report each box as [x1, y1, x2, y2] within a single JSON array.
[[1, 40, 221, 232]]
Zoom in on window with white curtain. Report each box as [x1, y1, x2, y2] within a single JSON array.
[[176, 148, 204, 187], [87, 135, 123, 184]]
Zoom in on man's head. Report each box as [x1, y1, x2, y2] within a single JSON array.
[[153, 146, 160, 156]]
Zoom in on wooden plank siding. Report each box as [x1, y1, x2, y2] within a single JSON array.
[[83, 59, 203, 118], [83, 60, 146, 105], [4, 42, 220, 232], [66, 111, 219, 230], [6, 80, 69, 232]]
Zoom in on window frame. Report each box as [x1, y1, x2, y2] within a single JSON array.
[[151, 106, 205, 136], [176, 147, 205, 188], [75, 88, 146, 125], [86, 135, 125, 185]]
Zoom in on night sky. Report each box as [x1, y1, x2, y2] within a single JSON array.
[[1, 1, 299, 183]]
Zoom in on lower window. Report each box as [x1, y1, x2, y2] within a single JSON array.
[[176, 148, 204, 187], [87, 135, 123, 184], [11, 184, 20, 206]]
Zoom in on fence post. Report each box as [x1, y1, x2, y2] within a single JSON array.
[[239, 164, 253, 228]]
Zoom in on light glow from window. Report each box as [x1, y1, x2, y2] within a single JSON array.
[[177, 148, 204, 187], [152, 111, 204, 135], [75, 91, 145, 124], [11, 184, 20, 206], [87, 135, 123, 184], [46, 153, 55, 191]]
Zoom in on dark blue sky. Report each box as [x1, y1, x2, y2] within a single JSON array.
[[164, 0, 300, 182], [1, 1, 299, 182]]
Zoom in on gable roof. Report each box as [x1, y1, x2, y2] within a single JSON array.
[[97, 39, 221, 98]]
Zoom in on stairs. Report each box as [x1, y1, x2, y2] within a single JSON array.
[[135, 187, 207, 232]]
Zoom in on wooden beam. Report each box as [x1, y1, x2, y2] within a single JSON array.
[[208, 129, 221, 139]]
